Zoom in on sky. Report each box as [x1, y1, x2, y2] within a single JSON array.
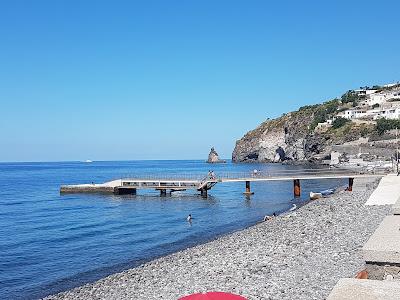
[[0, 0, 399, 162]]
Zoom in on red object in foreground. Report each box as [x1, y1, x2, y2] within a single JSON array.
[[179, 291, 247, 300]]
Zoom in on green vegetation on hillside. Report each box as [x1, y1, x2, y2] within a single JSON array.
[[302, 99, 340, 131], [245, 84, 399, 144], [331, 117, 350, 129], [376, 118, 400, 135], [341, 90, 362, 107]]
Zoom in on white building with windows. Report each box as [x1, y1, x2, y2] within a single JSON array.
[[337, 109, 368, 119], [376, 108, 400, 120], [334, 83, 400, 122]]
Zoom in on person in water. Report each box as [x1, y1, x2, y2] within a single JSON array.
[[187, 214, 192, 222]]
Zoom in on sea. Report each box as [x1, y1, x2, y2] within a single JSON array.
[[0, 160, 346, 299]]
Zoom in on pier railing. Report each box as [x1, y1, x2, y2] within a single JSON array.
[[119, 166, 389, 182]]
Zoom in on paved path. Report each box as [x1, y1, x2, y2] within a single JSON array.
[[365, 174, 400, 205], [327, 278, 400, 300]]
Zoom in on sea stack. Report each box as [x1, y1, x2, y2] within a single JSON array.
[[207, 147, 226, 163]]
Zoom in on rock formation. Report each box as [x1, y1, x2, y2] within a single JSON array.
[[232, 111, 311, 162], [207, 147, 226, 163], [232, 108, 375, 163]]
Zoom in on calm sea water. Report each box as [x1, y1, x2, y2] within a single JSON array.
[[0, 160, 346, 299]]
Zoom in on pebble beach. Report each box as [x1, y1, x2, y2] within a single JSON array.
[[45, 177, 390, 300]]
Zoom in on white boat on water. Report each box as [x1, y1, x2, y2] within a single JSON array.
[[84, 160, 93, 163]]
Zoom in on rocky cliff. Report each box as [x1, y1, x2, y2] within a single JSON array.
[[232, 106, 375, 163]]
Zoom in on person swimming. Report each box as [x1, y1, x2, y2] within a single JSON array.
[[187, 214, 192, 222]]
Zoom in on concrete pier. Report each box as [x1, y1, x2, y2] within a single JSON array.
[[60, 169, 386, 198], [60, 185, 115, 193], [114, 187, 136, 195]]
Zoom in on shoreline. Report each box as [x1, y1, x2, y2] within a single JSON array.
[[45, 176, 390, 300]]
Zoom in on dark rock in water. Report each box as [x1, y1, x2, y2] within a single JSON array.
[[207, 147, 226, 163]]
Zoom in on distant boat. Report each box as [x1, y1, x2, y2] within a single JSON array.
[[84, 160, 93, 163]]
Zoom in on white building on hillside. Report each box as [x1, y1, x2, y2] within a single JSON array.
[[383, 83, 398, 88], [359, 88, 400, 107], [315, 120, 333, 133], [334, 83, 400, 121], [337, 109, 368, 119], [376, 107, 400, 120], [336, 107, 400, 120], [355, 89, 378, 97]]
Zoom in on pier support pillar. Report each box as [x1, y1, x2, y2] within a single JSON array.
[[293, 179, 301, 197], [160, 189, 167, 196], [348, 178, 354, 192], [200, 188, 208, 198], [244, 181, 254, 195]]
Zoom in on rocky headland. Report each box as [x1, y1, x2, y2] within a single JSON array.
[[232, 104, 373, 163], [232, 83, 400, 164]]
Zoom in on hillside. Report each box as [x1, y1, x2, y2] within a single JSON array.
[[232, 83, 400, 163]]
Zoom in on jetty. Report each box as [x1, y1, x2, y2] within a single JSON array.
[[60, 167, 388, 197]]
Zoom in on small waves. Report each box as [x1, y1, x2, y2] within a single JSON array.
[[0, 161, 346, 299]]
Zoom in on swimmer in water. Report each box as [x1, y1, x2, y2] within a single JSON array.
[[187, 214, 192, 222]]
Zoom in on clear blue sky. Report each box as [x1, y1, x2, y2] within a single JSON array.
[[0, 0, 399, 162]]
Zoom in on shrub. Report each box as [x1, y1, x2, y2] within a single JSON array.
[[376, 118, 400, 135], [324, 99, 340, 115], [309, 108, 327, 130], [299, 104, 319, 111], [332, 117, 351, 129], [341, 90, 361, 104]]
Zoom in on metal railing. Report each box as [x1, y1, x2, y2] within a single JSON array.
[[118, 166, 389, 182], [120, 173, 205, 181]]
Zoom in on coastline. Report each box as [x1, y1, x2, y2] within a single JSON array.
[[45, 177, 390, 300]]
